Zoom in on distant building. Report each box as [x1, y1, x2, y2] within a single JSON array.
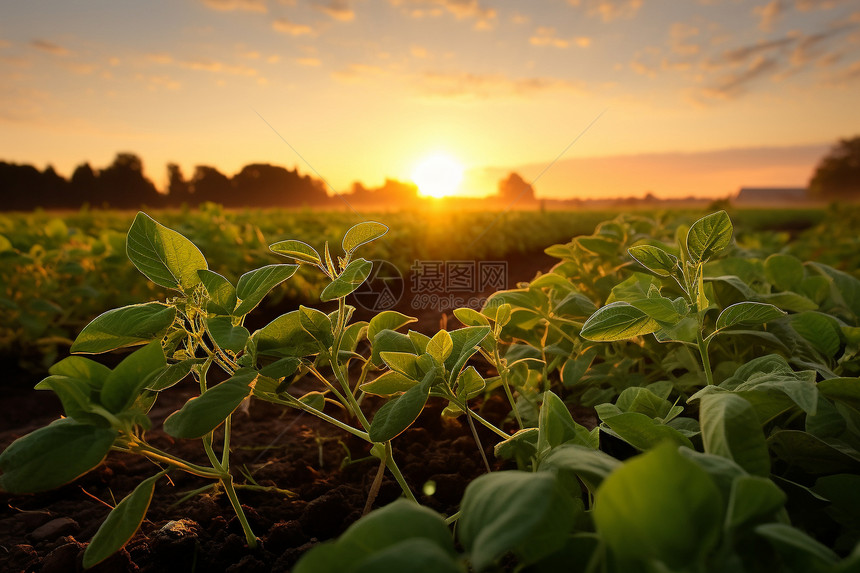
[[735, 187, 808, 204]]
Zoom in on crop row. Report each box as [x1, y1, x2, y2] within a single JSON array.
[[1, 206, 859, 571]]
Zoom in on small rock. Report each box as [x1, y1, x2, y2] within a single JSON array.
[[39, 539, 85, 573], [30, 517, 79, 542]]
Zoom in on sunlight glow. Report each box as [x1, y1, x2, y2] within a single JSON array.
[[411, 154, 464, 198]]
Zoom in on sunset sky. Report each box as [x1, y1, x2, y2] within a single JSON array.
[[1, 0, 859, 200]]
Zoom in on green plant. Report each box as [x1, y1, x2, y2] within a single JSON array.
[[0, 212, 484, 567]]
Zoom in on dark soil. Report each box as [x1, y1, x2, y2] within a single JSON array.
[[0, 248, 574, 573]]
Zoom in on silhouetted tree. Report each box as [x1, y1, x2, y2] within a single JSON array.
[[189, 165, 233, 205], [0, 162, 44, 210], [166, 163, 193, 206], [70, 163, 98, 207], [498, 172, 535, 203], [232, 163, 329, 207], [97, 153, 162, 208], [809, 136, 860, 200], [41, 165, 69, 208]]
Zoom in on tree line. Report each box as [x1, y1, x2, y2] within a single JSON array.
[[0, 152, 540, 211]]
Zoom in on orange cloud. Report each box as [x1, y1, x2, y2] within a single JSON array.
[[416, 71, 586, 99], [568, 0, 643, 22], [272, 18, 316, 35], [753, 0, 785, 33], [200, 0, 267, 13], [389, 0, 497, 28], [30, 40, 69, 56], [315, 0, 355, 21]]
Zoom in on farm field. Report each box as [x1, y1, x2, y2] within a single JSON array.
[[1, 203, 860, 572]]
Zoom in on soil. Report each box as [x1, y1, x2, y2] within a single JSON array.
[[0, 248, 588, 573]]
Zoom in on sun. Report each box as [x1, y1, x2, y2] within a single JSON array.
[[411, 154, 464, 198]]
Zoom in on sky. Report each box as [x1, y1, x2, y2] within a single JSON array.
[[1, 0, 859, 200]]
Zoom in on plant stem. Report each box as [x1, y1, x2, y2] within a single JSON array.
[[465, 410, 492, 473], [363, 457, 387, 516], [221, 474, 258, 549], [382, 442, 417, 503], [495, 348, 524, 429], [261, 393, 371, 441], [450, 397, 509, 439], [696, 331, 715, 386], [117, 442, 220, 479], [221, 415, 232, 468]]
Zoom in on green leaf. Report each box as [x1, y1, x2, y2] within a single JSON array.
[[686, 210, 733, 264], [593, 442, 723, 570], [299, 306, 334, 348], [791, 312, 842, 358], [71, 303, 176, 354], [368, 369, 434, 442], [596, 406, 693, 451], [765, 254, 805, 291], [101, 341, 166, 413], [320, 258, 372, 302], [207, 316, 250, 353], [368, 311, 417, 342], [254, 310, 319, 358], [37, 377, 105, 425], [715, 302, 786, 330], [146, 358, 201, 391], [629, 297, 685, 324], [299, 391, 326, 412], [361, 370, 419, 396], [426, 330, 453, 363], [0, 418, 117, 493], [628, 244, 678, 277], [755, 523, 839, 570], [163, 369, 257, 439], [234, 264, 298, 316], [725, 475, 786, 530], [459, 471, 578, 572], [269, 239, 322, 266], [292, 499, 456, 573], [456, 366, 486, 401], [818, 377, 860, 415], [768, 430, 860, 474], [197, 270, 237, 315], [83, 471, 163, 568], [538, 444, 621, 492], [700, 393, 771, 477], [126, 212, 208, 291], [342, 221, 388, 253], [48, 356, 111, 385], [581, 302, 660, 341], [444, 326, 491, 379], [370, 329, 416, 366], [615, 386, 673, 420], [379, 351, 423, 379], [537, 391, 596, 455], [453, 307, 490, 327]]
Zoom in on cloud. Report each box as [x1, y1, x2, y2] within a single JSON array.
[[670, 22, 701, 56], [315, 0, 355, 21], [389, 0, 497, 29], [753, 0, 785, 32], [31, 40, 70, 56], [0, 40, 11, 49], [272, 18, 316, 35], [415, 71, 585, 99], [200, 0, 267, 12], [296, 56, 322, 66], [332, 63, 386, 83], [824, 58, 860, 84], [795, 0, 852, 10], [180, 59, 259, 76], [530, 27, 570, 49], [147, 75, 182, 91], [529, 27, 591, 49], [701, 55, 781, 99], [410, 45, 429, 58], [567, 0, 643, 22]]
